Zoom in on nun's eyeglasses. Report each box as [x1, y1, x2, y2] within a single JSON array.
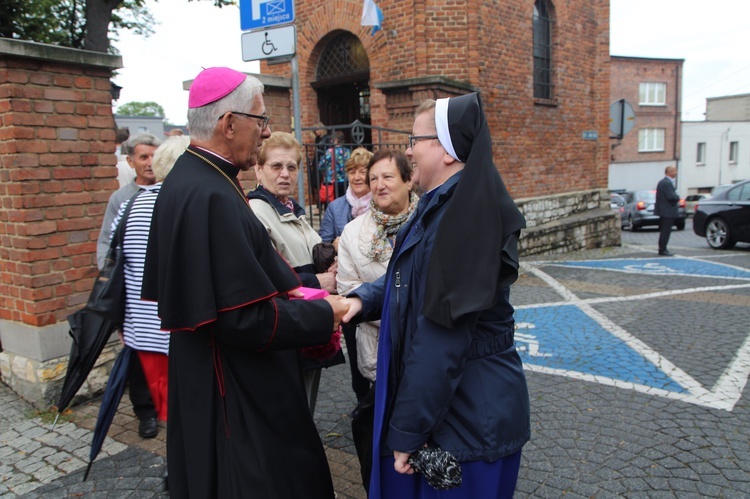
[[408, 135, 438, 149], [220, 111, 270, 130]]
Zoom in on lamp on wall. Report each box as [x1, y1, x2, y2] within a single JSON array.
[[110, 82, 122, 101]]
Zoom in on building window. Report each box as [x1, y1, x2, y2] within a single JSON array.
[[729, 141, 739, 164], [638, 128, 665, 152], [639, 82, 667, 106], [316, 33, 370, 81], [696, 142, 706, 165], [533, 0, 554, 100]]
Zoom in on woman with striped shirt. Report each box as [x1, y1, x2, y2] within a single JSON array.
[[111, 135, 190, 423]]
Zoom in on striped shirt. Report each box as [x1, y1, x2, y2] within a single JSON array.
[[111, 184, 169, 355]]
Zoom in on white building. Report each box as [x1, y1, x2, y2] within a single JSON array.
[[680, 121, 750, 197], [113, 115, 165, 138]]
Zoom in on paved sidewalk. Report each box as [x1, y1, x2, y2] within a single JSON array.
[[2, 235, 749, 497]]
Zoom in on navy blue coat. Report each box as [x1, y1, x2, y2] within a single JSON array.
[[353, 173, 530, 463], [319, 196, 353, 243]]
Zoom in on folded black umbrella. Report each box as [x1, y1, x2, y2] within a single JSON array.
[[53, 309, 118, 428], [84, 345, 133, 481], [407, 446, 463, 490]]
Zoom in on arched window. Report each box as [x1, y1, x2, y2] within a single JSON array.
[[533, 0, 554, 99], [316, 33, 370, 82]]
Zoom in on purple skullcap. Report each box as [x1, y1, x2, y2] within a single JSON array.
[[188, 67, 246, 109]]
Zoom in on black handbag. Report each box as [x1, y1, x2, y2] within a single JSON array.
[[86, 191, 142, 325], [312, 241, 336, 273]]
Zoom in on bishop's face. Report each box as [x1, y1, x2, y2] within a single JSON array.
[[232, 93, 272, 171]]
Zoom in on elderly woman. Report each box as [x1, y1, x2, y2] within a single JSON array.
[[319, 147, 373, 250], [319, 147, 374, 403], [336, 149, 418, 489], [112, 135, 190, 429], [247, 131, 344, 413], [337, 149, 417, 385]]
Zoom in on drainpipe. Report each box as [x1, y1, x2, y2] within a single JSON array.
[[674, 62, 680, 162]]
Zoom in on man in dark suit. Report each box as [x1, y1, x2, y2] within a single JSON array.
[[654, 165, 680, 256]]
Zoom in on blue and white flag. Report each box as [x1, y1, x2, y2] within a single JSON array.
[[361, 0, 384, 35]]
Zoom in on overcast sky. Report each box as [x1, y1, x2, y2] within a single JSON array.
[[112, 0, 750, 125]]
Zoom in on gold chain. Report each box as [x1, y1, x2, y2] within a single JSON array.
[[186, 148, 248, 204]]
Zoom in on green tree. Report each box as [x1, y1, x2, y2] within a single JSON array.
[[0, 0, 233, 54], [116, 101, 166, 117]]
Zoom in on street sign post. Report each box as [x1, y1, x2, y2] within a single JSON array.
[[239, 0, 295, 31], [609, 99, 635, 139], [241, 25, 296, 62]]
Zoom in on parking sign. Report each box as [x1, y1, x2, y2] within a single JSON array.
[[239, 0, 295, 31]]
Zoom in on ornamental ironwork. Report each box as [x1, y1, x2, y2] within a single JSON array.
[[317, 33, 370, 81]]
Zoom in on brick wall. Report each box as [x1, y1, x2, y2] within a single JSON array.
[[0, 41, 120, 328], [0, 39, 122, 406], [610, 56, 683, 164], [261, 0, 611, 201]]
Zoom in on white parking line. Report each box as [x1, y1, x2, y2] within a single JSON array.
[[518, 262, 750, 411]]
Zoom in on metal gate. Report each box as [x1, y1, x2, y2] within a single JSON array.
[[301, 119, 410, 227]]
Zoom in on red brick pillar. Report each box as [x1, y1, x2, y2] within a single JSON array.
[[0, 39, 122, 407]]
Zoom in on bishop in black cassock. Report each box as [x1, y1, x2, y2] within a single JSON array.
[[142, 67, 345, 498]]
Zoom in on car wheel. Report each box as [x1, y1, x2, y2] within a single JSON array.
[[675, 219, 685, 231], [630, 216, 640, 231], [705, 217, 736, 250]]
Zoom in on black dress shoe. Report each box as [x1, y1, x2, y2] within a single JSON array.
[[138, 417, 158, 439], [658, 250, 674, 256]]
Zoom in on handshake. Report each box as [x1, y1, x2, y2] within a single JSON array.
[[324, 295, 355, 331], [288, 288, 361, 332]]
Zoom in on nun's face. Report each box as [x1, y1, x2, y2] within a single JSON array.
[[407, 111, 444, 191]]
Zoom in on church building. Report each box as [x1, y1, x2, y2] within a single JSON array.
[[260, 0, 617, 254]]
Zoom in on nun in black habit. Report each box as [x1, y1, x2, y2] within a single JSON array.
[[343, 93, 530, 498], [141, 67, 348, 498]]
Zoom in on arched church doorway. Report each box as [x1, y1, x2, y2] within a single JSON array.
[[312, 32, 371, 144]]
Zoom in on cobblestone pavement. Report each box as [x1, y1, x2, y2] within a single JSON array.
[[1, 223, 749, 497]]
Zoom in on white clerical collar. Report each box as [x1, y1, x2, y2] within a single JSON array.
[[194, 145, 235, 166]]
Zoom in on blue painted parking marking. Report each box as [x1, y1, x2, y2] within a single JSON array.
[[515, 305, 686, 393], [550, 257, 750, 280], [516, 259, 750, 411]]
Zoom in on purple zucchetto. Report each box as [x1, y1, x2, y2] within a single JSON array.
[[188, 67, 246, 109]]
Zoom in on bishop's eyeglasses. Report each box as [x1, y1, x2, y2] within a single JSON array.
[[219, 111, 270, 131]]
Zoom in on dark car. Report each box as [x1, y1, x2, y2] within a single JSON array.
[[620, 189, 686, 231], [693, 179, 750, 249]]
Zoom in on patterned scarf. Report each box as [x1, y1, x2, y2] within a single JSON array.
[[366, 191, 418, 262], [346, 185, 372, 218]]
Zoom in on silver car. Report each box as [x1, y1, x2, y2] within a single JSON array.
[[685, 194, 708, 216], [620, 190, 687, 231]]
